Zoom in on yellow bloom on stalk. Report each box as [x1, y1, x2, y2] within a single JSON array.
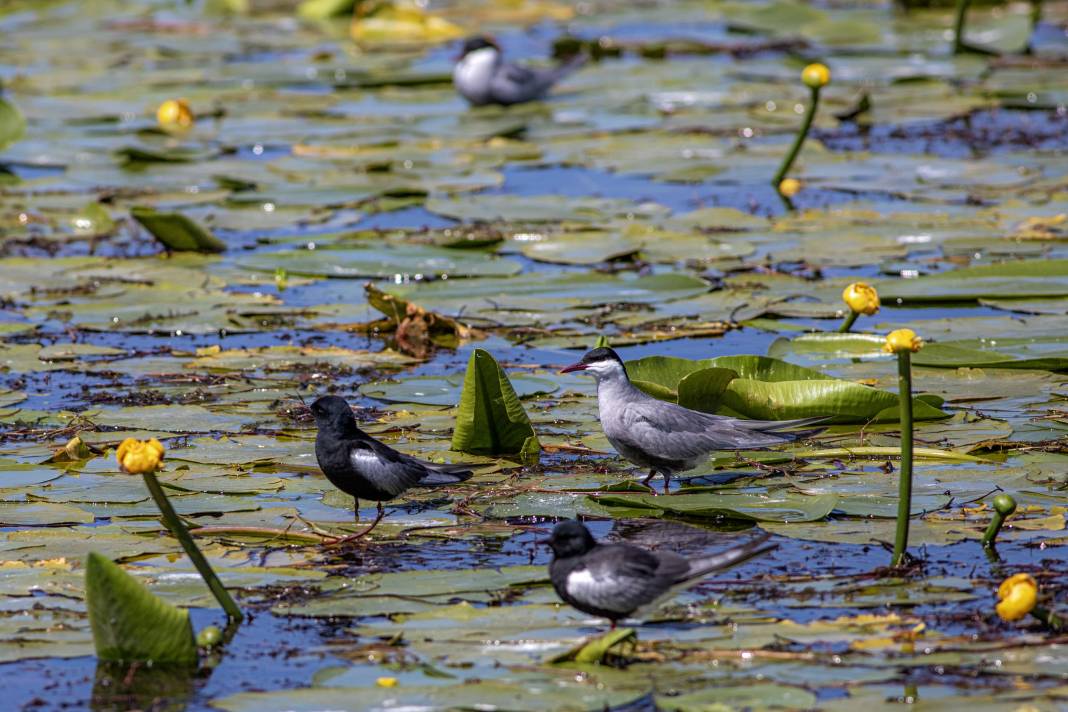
[[376, 677, 398, 688], [883, 328, 923, 354], [156, 99, 194, 131], [801, 63, 830, 89], [996, 573, 1038, 622], [778, 178, 802, 197], [842, 282, 880, 316], [116, 438, 165, 474]]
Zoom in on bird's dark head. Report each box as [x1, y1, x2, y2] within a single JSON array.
[[309, 395, 358, 433], [559, 347, 628, 381], [545, 520, 597, 558], [458, 35, 500, 58]]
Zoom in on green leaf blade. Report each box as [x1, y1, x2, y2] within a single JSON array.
[[85, 552, 198, 666]]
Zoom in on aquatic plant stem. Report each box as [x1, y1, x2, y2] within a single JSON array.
[[982, 494, 1017, 549], [838, 311, 859, 333], [772, 86, 820, 189], [892, 351, 914, 567], [1032, 606, 1066, 631], [141, 471, 244, 623], [952, 0, 971, 54]]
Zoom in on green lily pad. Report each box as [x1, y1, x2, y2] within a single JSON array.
[[360, 372, 558, 406], [131, 207, 226, 253], [238, 245, 521, 279]]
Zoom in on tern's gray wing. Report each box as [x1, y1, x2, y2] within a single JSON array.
[[488, 62, 557, 104], [617, 399, 802, 461], [349, 440, 432, 498], [565, 544, 685, 616]]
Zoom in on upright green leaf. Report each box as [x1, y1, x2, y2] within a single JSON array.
[[451, 349, 539, 459], [297, 0, 357, 20], [85, 552, 198, 666], [131, 207, 226, 253], [0, 97, 26, 152]]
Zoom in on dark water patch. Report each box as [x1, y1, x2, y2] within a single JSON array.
[[816, 108, 1068, 159]]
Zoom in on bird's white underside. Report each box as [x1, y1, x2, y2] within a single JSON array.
[[453, 47, 498, 103]]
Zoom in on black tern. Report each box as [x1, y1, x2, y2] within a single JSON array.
[[452, 36, 585, 107], [561, 347, 824, 493], [310, 395, 473, 543], [545, 520, 776, 628]]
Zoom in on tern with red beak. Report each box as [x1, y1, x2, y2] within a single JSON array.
[[561, 347, 824, 493]]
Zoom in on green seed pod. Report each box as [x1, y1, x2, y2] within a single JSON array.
[[196, 625, 223, 648], [993, 494, 1017, 518]]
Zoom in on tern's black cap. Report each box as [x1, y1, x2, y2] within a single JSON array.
[[459, 36, 499, 57], [546, 520, 597, 558], [579, 347, 624, 366]]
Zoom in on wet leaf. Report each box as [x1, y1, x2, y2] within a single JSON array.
[[0, 98, 26, 152], [85, 552, 197, 666], [130, 207, 226, 253], [452, 349, 539, 458]]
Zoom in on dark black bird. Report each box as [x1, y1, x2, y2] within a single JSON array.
[[545, 520, 776, 628], [453, 35, 585, 107], [310, 395, 473, 543]]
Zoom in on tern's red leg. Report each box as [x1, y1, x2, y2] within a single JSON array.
[[324, 501, 385, 548]]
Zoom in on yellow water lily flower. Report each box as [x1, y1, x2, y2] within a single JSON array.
[[116, 437, 165, 474], [376, 677, 398, 688], [156, 99, 194, 131], [778, 178, 802, 197], [996, 573, 1038, 622], [801, 63, 830, 89], [842, 282, 880, 316], [883, 328, 923, 354], [351, 1, 462, 45]]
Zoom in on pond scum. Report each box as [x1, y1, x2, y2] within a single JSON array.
[[2, 0, 1068, 709]]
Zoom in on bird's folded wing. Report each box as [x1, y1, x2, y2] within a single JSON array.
[[349, 441, 430, 497], [618, 401, 790, 459], [567, 546, 673, 615]]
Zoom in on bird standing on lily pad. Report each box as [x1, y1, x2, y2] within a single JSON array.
[[561, 347, 824, 493], [310, 395, 473, 544], [453, 36, 585, 107], [544, 520, 776, 629]]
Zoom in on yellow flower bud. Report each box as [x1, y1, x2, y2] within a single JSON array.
[[842, 282, 880, 316], [376, 677, 398, 688], [778, 178, 802, 197], [883, 328, 923, 354], [157, 99, 194, 131], [996, 573, 1038, 622], [801, 63, 830, 89], [116, 437, 165, 474]]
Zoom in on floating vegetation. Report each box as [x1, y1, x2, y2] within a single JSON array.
[[1, 0, 1068, 708]]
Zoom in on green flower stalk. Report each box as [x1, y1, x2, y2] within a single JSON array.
[[117, 439, 244, 623], [883, 329, 923, 567], [982, 494, 1017, 549], [773, 63, 829, 191]]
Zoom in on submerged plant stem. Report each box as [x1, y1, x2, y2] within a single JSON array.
[[772, 86, 820, 188], [892, 352, 914, 567], [141, 471, 244, 623]]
